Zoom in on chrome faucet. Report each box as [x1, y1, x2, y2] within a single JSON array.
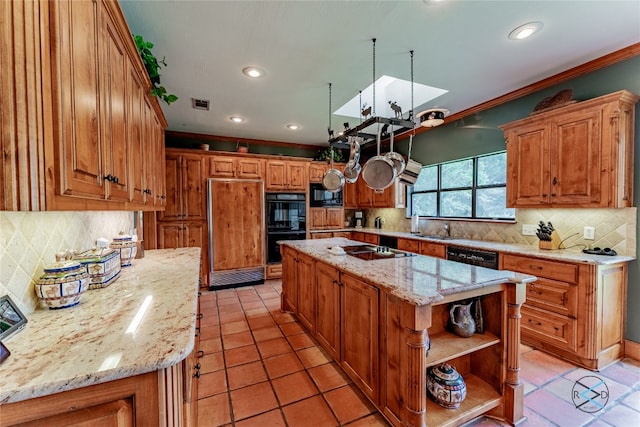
[[444, 222, 450, 238]]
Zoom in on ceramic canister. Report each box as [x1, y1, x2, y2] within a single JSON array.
[[426, 363, 467, 409], [35, 260, 90, 309], [110, 234, 137, 267]]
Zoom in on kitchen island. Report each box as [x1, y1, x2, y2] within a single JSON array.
[[281, 238, 536, 427], [0, 248, 201, 426]]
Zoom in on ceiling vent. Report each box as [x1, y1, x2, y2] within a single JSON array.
[[192, 98, 210, 111]]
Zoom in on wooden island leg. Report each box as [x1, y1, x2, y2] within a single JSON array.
[[401, 326, 429, 427], [504, 283, 526, 425]]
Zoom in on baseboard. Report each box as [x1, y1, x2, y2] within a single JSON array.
[[625, 339, 640, 361]]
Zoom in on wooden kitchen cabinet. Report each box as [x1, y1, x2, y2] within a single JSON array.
[[315, 261, 341, 360], [158, 222, 208, 286], [420, 241, 446, 258], [208, 155, 263, 179], [343, 182, 358, 208], [352, 178, 405, 209], [281, 246, 298, 313], [309, 162, 328, 183], [351, 232, 379, 245], [309, 207, 344, 229], [159, 153, 206, 222], [296, 253, 316, 332], [397, 237, 420, 253], [501, 253, 626, 370], [341, 273, 379, 403], [265, 160, 308, 191], [502, 90, 638, 208]]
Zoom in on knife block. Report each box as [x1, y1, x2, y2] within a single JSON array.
[[539, 230, 561, 250]]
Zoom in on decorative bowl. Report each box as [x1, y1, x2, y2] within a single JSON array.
[[426, 363, 467, 409], [35, 260, 90, 309], [110, 234, 137, 267]]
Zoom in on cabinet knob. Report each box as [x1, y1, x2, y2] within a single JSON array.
[[552, 177, 558, 185], [195, 327, 200, 337], [194, 362, 201, 370], [193, 370, 201, 379], [197, 350, 204, 358]]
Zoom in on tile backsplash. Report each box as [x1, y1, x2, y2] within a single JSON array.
[[0, 211, 133, 315], [354, 207, 637, 257]]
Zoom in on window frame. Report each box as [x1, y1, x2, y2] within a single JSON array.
[[407, 151, 515, 221]]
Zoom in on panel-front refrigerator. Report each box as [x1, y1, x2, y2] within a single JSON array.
[[207, 178, 265, 289]]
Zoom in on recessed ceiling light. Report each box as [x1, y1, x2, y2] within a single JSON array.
[[509, 21, 543, 40], [242, 66, 266, 78], [229, 116, 245, 123], [286, 124, 300, 130]]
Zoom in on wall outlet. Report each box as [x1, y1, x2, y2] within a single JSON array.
[[522, 224, 537, 236], [583, 226, 596, 240]]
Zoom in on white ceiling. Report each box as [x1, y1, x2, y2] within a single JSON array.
[[119, 0, 640, 146]]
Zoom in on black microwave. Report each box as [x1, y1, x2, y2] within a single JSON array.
[[309, 183, 343, 207]]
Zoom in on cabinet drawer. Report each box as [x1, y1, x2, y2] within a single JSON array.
[[420, 242, 446, 259], [266, 263, 282, 279], [526, 278, 577, 317], [521, 305, 577, 352], [502, 254, 578, 283], [397, 238, 420, 253]]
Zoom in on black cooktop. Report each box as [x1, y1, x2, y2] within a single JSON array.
[[341, 245, 416, 261]]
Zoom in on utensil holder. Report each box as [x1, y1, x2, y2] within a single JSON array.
[[539, 230, 561, 250]]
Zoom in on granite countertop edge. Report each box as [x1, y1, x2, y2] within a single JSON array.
[[0, 247, 201, 405]]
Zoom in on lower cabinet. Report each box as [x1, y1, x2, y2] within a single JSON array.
[[296, 253, 316, 332], [340, 273, 379, 403], [158, 221, 208, 286], [0, 372, 161, 426], [315, 261, 341, 360], [501, 253, 626, 370], [281, 246, 298, 313]]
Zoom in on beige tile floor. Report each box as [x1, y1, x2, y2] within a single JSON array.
[[195, 281, 640, 427]]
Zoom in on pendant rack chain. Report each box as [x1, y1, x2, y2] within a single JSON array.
[[372, 38, 376, 117]]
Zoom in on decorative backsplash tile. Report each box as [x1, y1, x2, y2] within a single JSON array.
[[354, 207, 637, 257], [0, 211, 133, 315]]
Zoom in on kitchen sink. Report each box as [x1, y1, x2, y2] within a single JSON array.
[[416, 234, 451, 240]]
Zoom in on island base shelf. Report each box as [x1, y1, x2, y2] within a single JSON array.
[[427, 331, 501, 367], [426, 374, 502, 427]]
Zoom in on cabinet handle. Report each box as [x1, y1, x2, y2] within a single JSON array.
[[193, 370, 201, 379], [197, 350, 204, 358], [552, 177, 558, 185], [551, 193, 556, 197], [541, 194, 547, 198], [527, 319, 542, 326], [529, 265, 543, 270], [195, 327, 200, 337], [194, 362, 201, 370], [528, 288, 543, 295], [197, 313, 203, 320]]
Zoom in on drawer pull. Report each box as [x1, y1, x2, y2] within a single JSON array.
[[197, 313, 203, 320], [195, 327, 200, 337], [527, 319, 542, 326], [194, 363, 201, 370], [528, 288, 543, 295], [529, 265, 543, 270], [197, 350, 204, 358], [193, 370, 201, 379]]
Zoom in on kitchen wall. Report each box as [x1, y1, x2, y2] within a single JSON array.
[[360, 207, 637, 257], [0, 211, 133, 315]]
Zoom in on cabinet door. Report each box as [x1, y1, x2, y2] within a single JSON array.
[[282, 247, 298, 313], [309, 163, 327, 183], [326, 208, 344, 228], [287, 161, 307, 190], [183, 222, 208, 285], [127, 62, 146, 204], [343, 182, 358, 209], [419, 242, 446, 258], [341, 273, 379, 402], [100, 10, 129, 202], [142, 98, 156, 205], [53, 0, 104, 198], [505, 123, 551, 207], [265, 160, 286, 189], [158, 223, 182, 249], [153, 117, 166, 207], [397, 238, 420, 253], [182, 156, 205, 221], [357, 179, 373, 206], [551, 108, 602, 205], [316, 261, 341, 360], [297, 253, 316, 332], [236, 158, 263, 179], [309, 208, 327, 229], [209, 156, 235, 178], [159, 155, 181, 221]]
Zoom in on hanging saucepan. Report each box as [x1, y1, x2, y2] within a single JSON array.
[[322, 146, 345, 193], [362, 125, 397, 191], [398, 134, 423, 186], [343, 137, 362, 183], [384, 128, 406, 177]]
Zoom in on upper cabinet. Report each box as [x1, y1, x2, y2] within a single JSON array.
[[502, 90, 639, 208], [208, 155, 263, 179], [265, 160, 307, 191], [2, 0, 167, 211], [160, 153, 205, 222]]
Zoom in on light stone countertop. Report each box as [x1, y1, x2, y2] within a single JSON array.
[[0, 247, 201, 404], [282, 238, 536, 306], [310, 228, 634, 265]]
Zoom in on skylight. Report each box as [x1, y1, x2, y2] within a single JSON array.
[[334, 75, 448, 120]]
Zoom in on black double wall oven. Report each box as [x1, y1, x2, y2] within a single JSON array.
[[266, 193, 306, 264]]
